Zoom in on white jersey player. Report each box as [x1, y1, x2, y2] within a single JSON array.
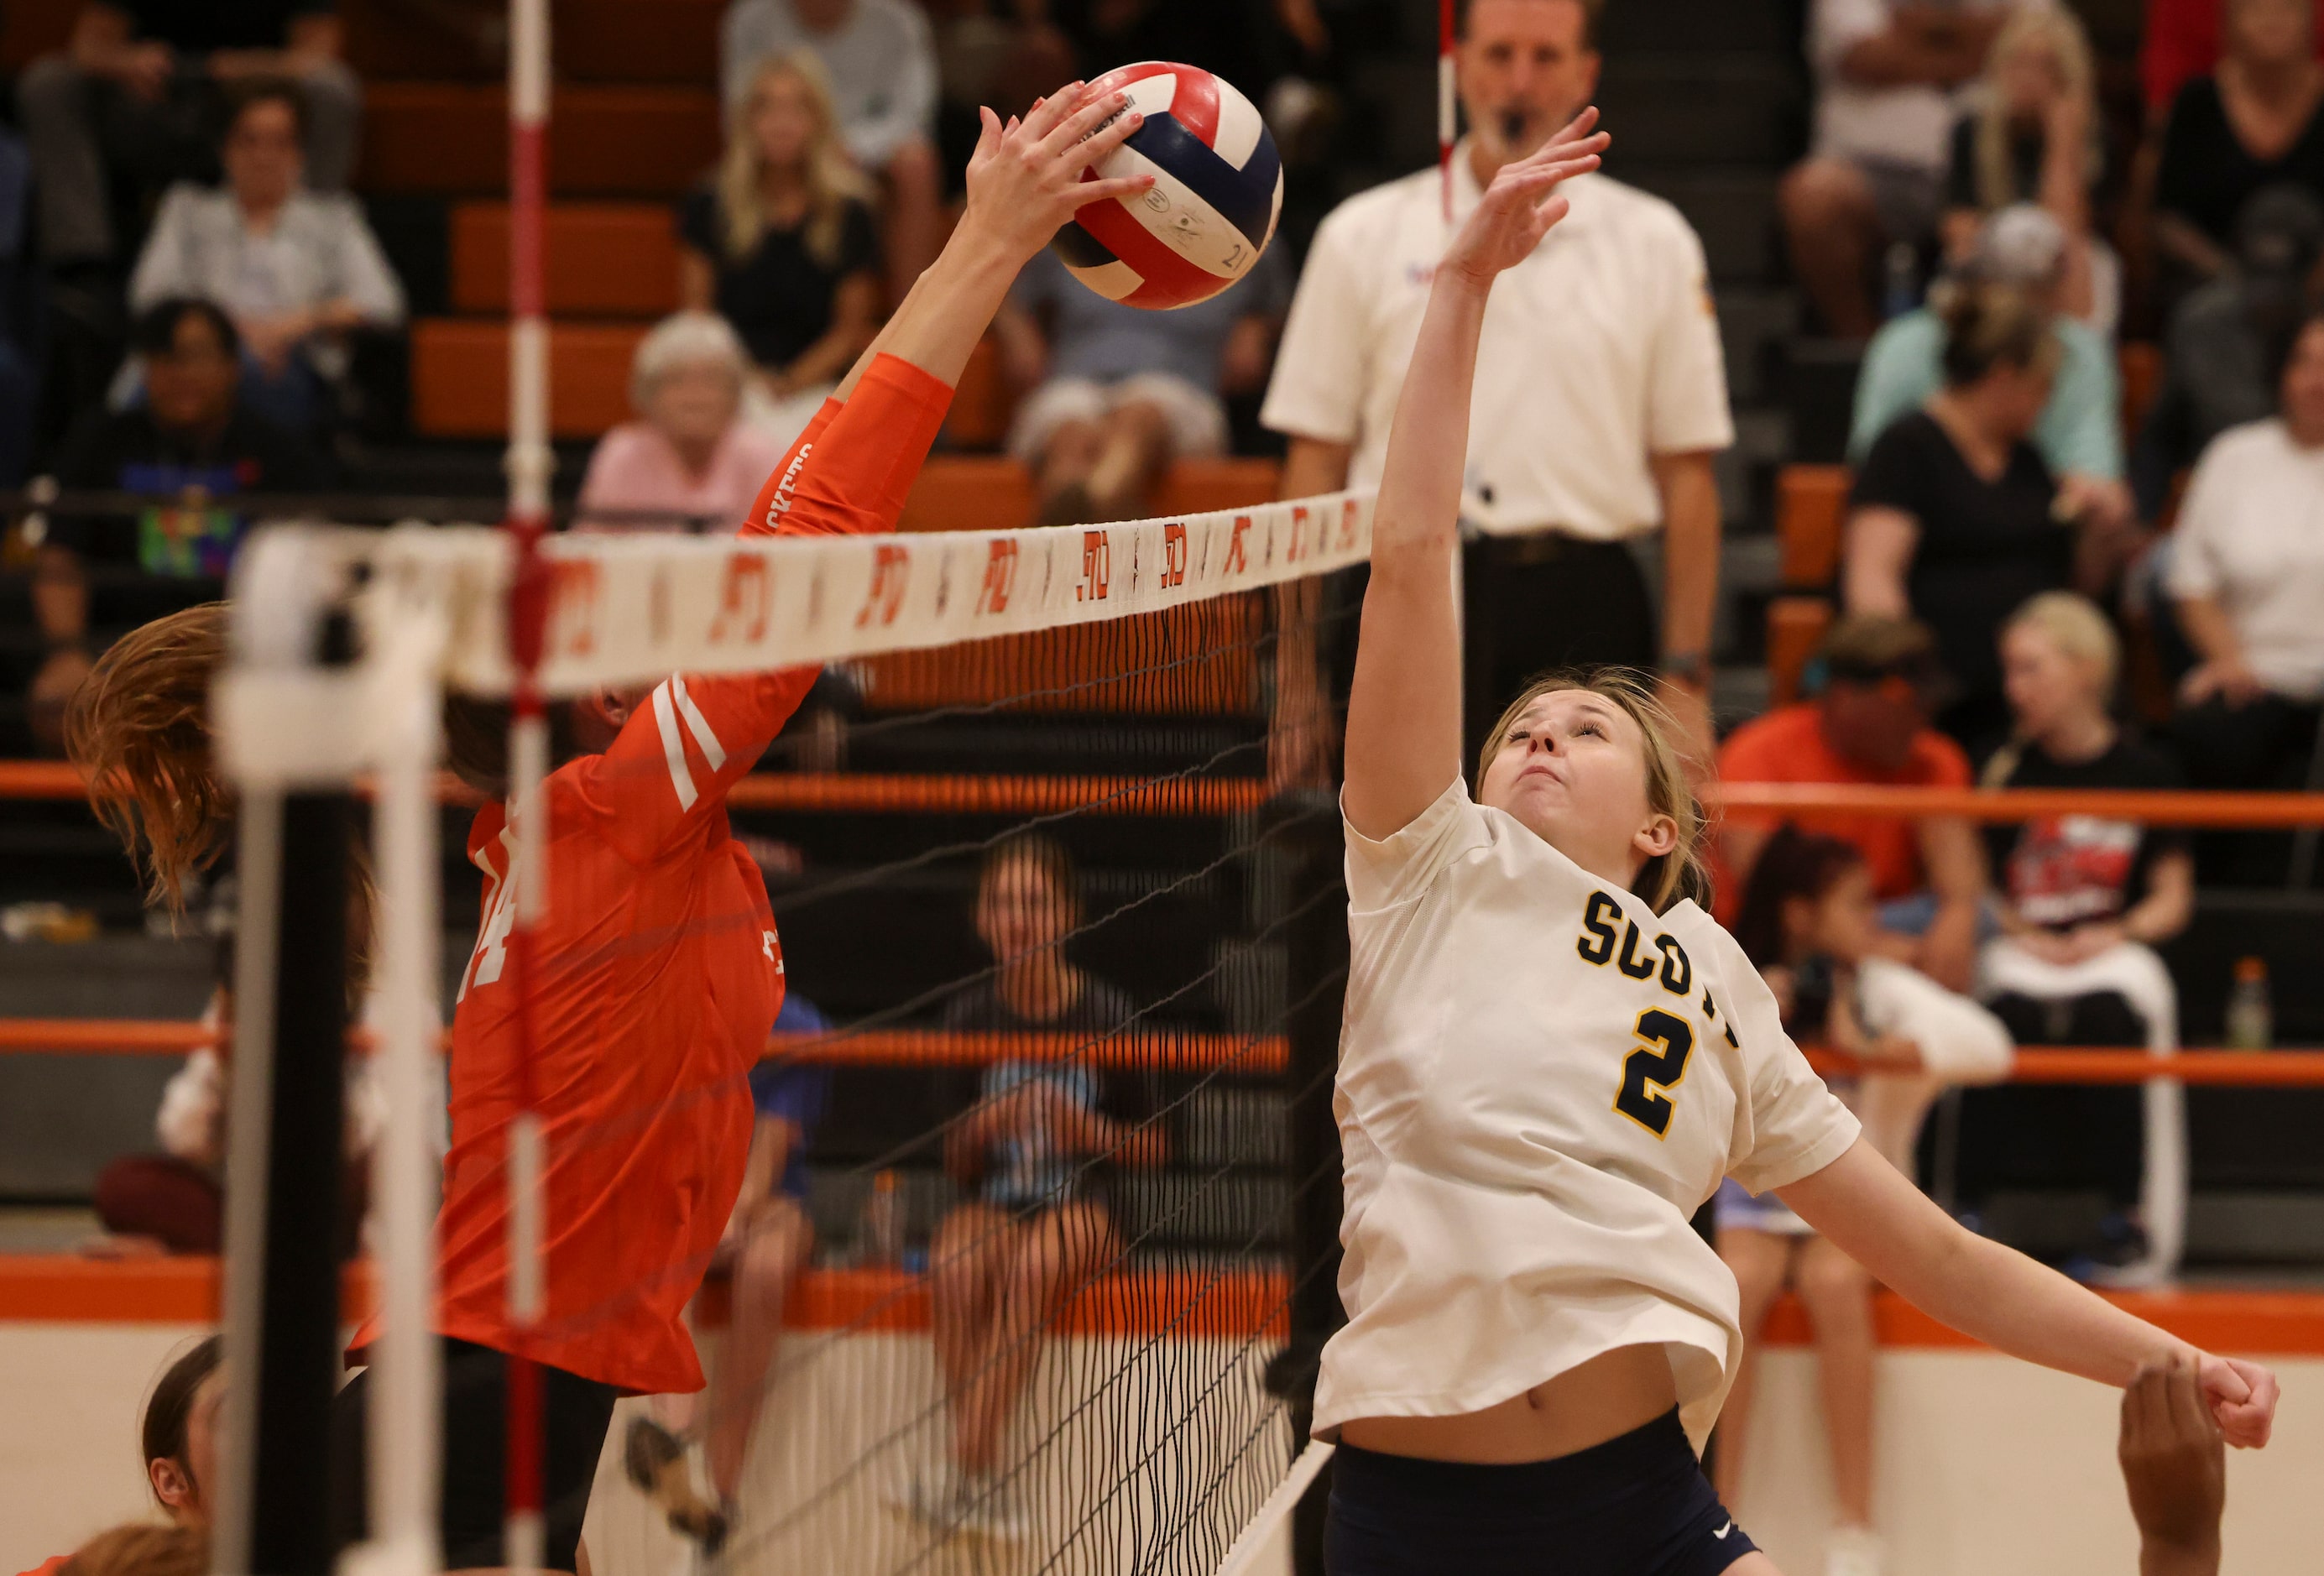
[[1316, 108, 2278, 1576]]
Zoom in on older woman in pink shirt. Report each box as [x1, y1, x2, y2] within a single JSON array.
[[577, 311, 789, 532]]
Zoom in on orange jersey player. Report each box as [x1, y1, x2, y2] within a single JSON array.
[[322, 85, 1160, 1570]]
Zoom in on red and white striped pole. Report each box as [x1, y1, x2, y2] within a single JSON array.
[[1439, 0, 1455, 223], [503, 0, 553, 1569]]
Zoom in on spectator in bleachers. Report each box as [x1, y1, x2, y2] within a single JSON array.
[[1719, 615, 1989, 992], [2133, 182, 2324, 518], [922, 833, 1164, 1537], [1976, 593, 2194, 1282], [1845, 279, 2132, 752], [684, 51, 885, 450], [2144, 0, 2324, 123], [994, 247, 1287, 526], [577, 312, 790, 531], [1942, 9, 2119, 332], [128, 81, 405, 436], [20, 3, 361, 279], [720, 0, 942, 305], [1785, 0, 2039, 340], [28, 300, 329, 754], [2165, 308, 2324, 800], [1981, 592, 2191, 1027], [1855, 206, 2130, 531], [2154, 0, 2324, 302]]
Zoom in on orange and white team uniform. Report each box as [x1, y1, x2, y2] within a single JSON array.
[[349, 355, 953, 1395]]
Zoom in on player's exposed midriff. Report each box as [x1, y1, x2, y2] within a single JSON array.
[[1337, 1342, 1682, 1464]]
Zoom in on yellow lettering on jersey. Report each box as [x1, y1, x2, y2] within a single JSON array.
[[1654, 934, 1692, 997]]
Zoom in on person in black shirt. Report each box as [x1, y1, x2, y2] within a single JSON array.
[[27, 298, 330, 753], [916, 832, 1164, 1537], [1972, 592, 2195, 1282], [2154, 0, 2324, 305], [1982, 593, 2195, 963], [1845, 281, 2123, 754], [19, 2, 361, 275], [680, 52, 882, 449]]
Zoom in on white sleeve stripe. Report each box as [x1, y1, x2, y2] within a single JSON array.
[[670, 674, 729, 771], [650, 681, 700, 810]]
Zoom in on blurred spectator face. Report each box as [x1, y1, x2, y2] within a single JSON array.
[[2280, 318, 2324, 438], [2002, 621, 2102, 741], [1459, 0, 1601, 164], [2228, 0, 2314, 67], [1980, 357, 2057, 441], [224, 97, 305, 213], [1820, 676, 1926, 773], [749, 67, 820, 170], [1787, 860, 1883, 966], [646, 358, 742, 451], [1996, 34, 2067, 119], [145, 312, 241, 435], [975, 853, 1075, 968]]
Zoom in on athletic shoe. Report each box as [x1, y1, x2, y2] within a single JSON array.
[[623, 1416, 730, 1554], [1825, 1524, 1885, 1576]]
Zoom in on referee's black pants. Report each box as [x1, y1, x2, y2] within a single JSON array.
[[1460, 533, 1659, 774]]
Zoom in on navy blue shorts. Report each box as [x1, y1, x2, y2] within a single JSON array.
[[1324, 1409, 1759, 1576]]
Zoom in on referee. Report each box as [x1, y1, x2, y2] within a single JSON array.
[[1262, 0, 1732, 780]]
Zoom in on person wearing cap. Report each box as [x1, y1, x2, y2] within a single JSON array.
[[1718, 614, 1989, 992], [1850, 205, 2130, 535], [1261, 0, 1731, 783]]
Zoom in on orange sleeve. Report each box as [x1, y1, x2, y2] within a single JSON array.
[[737, 355, 955, 540], [570, 669, 821, 866]]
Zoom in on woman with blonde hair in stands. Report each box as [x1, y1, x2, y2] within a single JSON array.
[[1316, 107, 2273, 1576], [1943, 7, 2116, 332], [681, 50, 884, 447], [1977, 590, 2196, 1284]]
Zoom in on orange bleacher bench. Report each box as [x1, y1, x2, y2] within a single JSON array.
[[451, 202, 684, 316], [411, 318, 647, 439], [1768, 463, 1851, 705], [359, 83, 720, 197]]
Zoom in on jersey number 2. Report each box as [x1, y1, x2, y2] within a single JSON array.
[[1615, 1008, 1695, 1138]]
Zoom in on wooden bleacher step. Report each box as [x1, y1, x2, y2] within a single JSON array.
[[360, 83, 718, 196], [451, 202, 683, 316]]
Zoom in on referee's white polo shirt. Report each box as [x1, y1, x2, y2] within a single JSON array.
[[1260, 146, 1735, 540]]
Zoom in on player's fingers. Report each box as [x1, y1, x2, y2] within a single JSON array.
[[2222, 1361, 2280, 1448], [2170, 1358, 2223, 1442], [973, 106, 1003, 160], [1078, 173, 1157, 207], [2123, 1360, 2165, 1446], [1022, 82, 1084, 141], [2198, 1351, 2251, 1405], [1528, 128, 1610, 169], [1046, 88, 1134, 156], [1541, 106, 1601, 154]]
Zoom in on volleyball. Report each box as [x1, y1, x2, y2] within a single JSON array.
[[1052, 61, 1283, 311]]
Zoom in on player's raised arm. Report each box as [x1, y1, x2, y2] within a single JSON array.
[[1341, 112, 1605, 840]]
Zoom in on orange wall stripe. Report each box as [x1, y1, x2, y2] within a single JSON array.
[[0, 1256, 375, 1324], [1758, 1288, 2324, 1354], [1805, 1048, 2324, 1087], [1712, 782, 2324, 827]]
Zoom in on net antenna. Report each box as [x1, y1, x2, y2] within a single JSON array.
[[499, 0, 556, 1569]]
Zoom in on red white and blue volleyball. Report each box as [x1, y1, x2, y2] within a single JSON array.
[[1054, 62, 1283, 311]]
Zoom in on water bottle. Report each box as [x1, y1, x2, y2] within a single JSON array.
[[2225, 957, 2273, 1050], [1883, 242, 1919, 321], [859, 1168, 905, 1266]]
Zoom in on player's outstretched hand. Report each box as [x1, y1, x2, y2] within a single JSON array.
[[960, 85, 1155, 265], [2119, 1355, 2226, 1571], [1441, 107, 1609, 290], [2195, 1351, 2278, 1448]]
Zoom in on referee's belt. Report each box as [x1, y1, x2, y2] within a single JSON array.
[[1472, 530, 1641, 567]]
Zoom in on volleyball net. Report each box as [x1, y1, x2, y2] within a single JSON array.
[[210, 493, 1372, 1575]]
